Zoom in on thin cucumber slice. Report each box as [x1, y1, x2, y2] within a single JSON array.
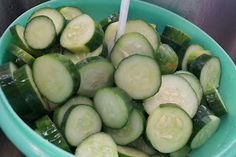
[[115, 54, 161, 100], [35, 115, 71, 152], [205, 88, 227, 116], [146, 104, 192, 153], [75, 132, 119, 157], [33, 53, 80, 104], [94, 87, 133, 129], [60, 14, 104, 53], [76, 56, 114, 97], [170, 145, 191, 157], [104, 22, 118, 54], [111, 32, 154, 68], [30, 7, 65, 34], [53, 95, 93, 128], [181, 44, 204, 70], [144, 75, 199, 117], [125, 20, 160, 51], [161, 35, 182, 52], [118, 146, 149, 157], [58, 6, 83, 21], [8, 44, 35, 66], [99, 12, 119, 31], [62, 104, 102, 146], [105, 109, 145, 145], [154, 43, 178, 74], [25, 16, 56, 50]]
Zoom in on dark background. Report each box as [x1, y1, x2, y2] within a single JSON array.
[[0, 0, 235, 156]]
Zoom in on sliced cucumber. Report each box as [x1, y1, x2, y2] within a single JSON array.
[[104, 22, 118, 54], [181, 44, 204, 70], [53, 95, 93, 128], [118, 146, 149, 157], [115, 54, 161, 100], [143, 75, 199, 117], [29, 7, 65, 34], [58, 6, 83, 21], [25, 16, 56, 50], [105, 109, 145, 145], [154, 43, 178, 74], [99, 12, 119, 31], [8, 44, 35, 66], [76, 56, 114, 97], [170, 145, 191, 157], [35, 115, 71, 152], [205, 88, 227, 116], [62, 104, 102, 146], [94, 87, 133, 129], [60, 14, 104, 53], [161, 35, 182, 52], [125, 20, 160, 50], [146, 104, 192, 153], [75, 132, 119, 157], [111, 32, 154, 68], [33, 53, 80, 104]]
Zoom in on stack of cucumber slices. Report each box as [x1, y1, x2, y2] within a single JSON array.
[[0, 5, 227, 157]]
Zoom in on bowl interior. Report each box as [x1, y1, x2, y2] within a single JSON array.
[[0, 0, 236, 157]]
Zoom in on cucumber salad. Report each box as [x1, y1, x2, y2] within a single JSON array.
[[0, 5, 227, 157]]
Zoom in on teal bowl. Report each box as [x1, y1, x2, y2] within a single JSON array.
[[0, 0, 236, 156]]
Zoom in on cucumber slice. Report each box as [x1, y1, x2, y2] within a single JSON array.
[[104, 22, 118, 54], [14, 65, 48, 118], [118, 146, 149, 157], [53, 95, 93, 128], [175, 71, 203, 103], [161, 35, 182, 52], [25, 16, 56, 50], [99, 12, 119, 31], [170, 145, 191, 157], [33, 53, 80, 104], [29, 7, 65, 34], [8, 44, 35, 66], [146, 104, 192, 153], [154, 43, 178, 74], [205, 88, 227, 116], [143, 75, 199, 117], [75, 132, 119, 157], [35, 115, 71, 152], [125, 20, 160, 51], [60, 14, 104, 53], [111, 32, 154, 68], [76, 56, 114, 97], [62, 104, 102, 146], [181, 44, 204, 70], [94, 87, 133, 129], [58, 6, 83, 21], [115, 54, 161, 100], [105, 109, 145, 145]]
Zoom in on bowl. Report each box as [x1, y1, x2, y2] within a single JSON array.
[[0, 0, 236, 156]]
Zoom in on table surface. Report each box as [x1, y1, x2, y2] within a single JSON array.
[[0, 0, 235, 156]]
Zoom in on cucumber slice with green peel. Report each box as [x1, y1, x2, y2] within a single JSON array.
[[76, 56, 114, 97], [125, 20, 160, 51], [60, 14, 104, 53], [154, 43, 178, 74], [170, 145, 191, 157], [33, 53, 80, 104], [161, 35, 182, 52], [175, 71, 203, 103], [25, 16, 57, 50], [58, 6, 83, 21], [150, 152, 169, 157], [8, 44, 35, 66], [94, 87, 133, 129], [111, 32, 154, 68], [117, 146, 149, 157], [29, 7, 65, 35], [75, 132, 119, 157], [205, 88, 227, 116], [143, 75, 199, 117], [61, 104, 102, 146], [99, 12, 119, 31], [14, 65, 48, 118], [115, 54, 161, 100], [105, 109, 145, 145], [181, 44, 204, 70], [104, 22, 118, 54], [146, 104, 193, 153], [35, 115, 71, 152], [53, 95, 93, 128]]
